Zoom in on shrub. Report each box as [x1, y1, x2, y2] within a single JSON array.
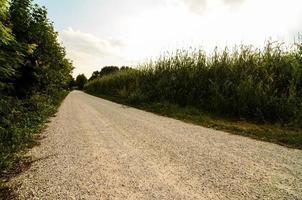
[[0, 91, 68, 170]]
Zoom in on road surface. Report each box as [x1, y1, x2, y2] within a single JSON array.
[[10, 91, 302, 199]]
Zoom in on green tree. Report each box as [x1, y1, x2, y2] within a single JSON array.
[[8, 0, 73, 96], [89, 70, 100, 81], [67, 75, 76, 89], [100, 66, 119, 77], [88, 66, 120, 81], [1, 0, 73, 170], [8, 0, 32, 42], [29, 4, 73, 93], [0, 0, 22, 94], [76, 74, 88, 90]]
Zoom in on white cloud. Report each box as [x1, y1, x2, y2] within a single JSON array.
[[223, 0, 245, 6], [56, 0, 302, 77], [174, 0, 245, 14], [59, 27, 129, 77], [60, 27, 125, 57], [179, 0, 207, 14], [127, 0, 302, 50]]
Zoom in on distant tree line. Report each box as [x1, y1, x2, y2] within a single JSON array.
[[75, 74, 87, 90], [0, 0, 73, 170], [74, 66, 134, 90], [89, 66, 132, 81]]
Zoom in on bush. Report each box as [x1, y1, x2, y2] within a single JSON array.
[[0, 91, 68, 170], [0, 0, 73, 172]]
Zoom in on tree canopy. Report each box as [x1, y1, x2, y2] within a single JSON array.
[[89, 66, 131, 81], [0, 0, 73, 97], [0, 0, 73, 170], [76, 74, 87, 90]]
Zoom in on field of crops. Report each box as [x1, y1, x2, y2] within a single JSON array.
[[85, 42, 302, 127]]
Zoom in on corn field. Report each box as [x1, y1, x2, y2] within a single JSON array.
[[85, 42, 302, 126]]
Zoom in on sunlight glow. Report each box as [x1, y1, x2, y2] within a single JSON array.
[[37, 0, 302, 76]]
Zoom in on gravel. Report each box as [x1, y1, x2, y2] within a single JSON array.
[[9, 91, 302, 199]]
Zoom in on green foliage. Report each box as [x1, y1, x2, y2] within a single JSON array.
[[0, 0, 21, 94], [0, 0, 73, 171], [75, 74, 87, 90], [0, 91, 68, 170], [9, 0, 32, 43], [85, 42, 302, 126], [89, 66, 120, 81], [8, 0, 73, 96]]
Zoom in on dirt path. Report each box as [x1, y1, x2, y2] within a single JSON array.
[[10, 91, 302, 199]]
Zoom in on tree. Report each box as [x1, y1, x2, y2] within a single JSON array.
[[8, 0, 73, 96], [0, 0, 23, 95], [100, 66, 119, 77], [120, 66, 131, 71], [75, 74, 87, 90], [89, 70, 100, 81], [8, 0, 32, 43], [1, 0, 73, 171], [88, 66, 120, 81], [68, 75, 76, 89]]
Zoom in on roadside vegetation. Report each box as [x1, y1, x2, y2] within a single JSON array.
[[0, 0, 73, 175], [75, 74, 88, 90], [85, 42, 302, 149]]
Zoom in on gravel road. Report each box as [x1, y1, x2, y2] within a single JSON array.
[[10, 91, 302, 199]]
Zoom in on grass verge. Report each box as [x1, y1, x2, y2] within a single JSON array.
[[0, 91, 69, 198], [87, 92, 302, 150]]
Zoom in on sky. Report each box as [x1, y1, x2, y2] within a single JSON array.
[[34, 0, 302, 77]]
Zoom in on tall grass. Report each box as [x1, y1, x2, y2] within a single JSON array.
[[85, 42, 302, 126]]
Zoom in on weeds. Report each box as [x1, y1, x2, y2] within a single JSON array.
[[0, 91, 68, 172]]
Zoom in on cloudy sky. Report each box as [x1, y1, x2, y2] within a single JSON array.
[[34, 0, 302, 77]]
